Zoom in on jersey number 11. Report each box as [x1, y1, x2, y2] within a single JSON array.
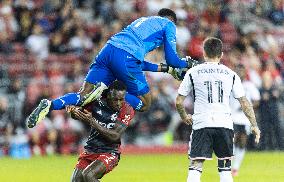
[[204, 81, 223, 103]]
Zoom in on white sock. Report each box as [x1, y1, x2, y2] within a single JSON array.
[[219, 171, 233, 182], [187, 169, 201, 182], [233, 146, 245, 170]]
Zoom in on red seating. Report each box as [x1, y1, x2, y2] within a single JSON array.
[[12, 43, 26, 53]]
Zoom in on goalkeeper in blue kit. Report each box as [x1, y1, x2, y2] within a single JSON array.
[[27, 8, 197, 128]]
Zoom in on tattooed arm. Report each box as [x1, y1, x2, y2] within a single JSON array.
[[176, 94, 192, 125], [237, 96, 260, 143], [237, 96, 257, 126]]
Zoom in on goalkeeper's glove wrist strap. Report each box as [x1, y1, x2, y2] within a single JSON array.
[[160, 63, 169, 72]]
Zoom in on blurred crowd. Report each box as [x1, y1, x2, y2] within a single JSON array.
[[0, 0, 283, 158]]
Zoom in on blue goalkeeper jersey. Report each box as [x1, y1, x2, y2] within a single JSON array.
[[107, 16, 187, 68]]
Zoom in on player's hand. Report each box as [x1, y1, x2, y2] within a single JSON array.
[[182, 114, 192, 125], [72, 108, 93, 123], [251, 126, 261, 144], [66, 105, 81, 119], [168, 67, 188, 81], [182, 56, 199, 69], [66, 105, 77, 113]]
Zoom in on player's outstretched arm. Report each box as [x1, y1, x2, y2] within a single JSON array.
[[237, 96, 261, 144], [176, 94, 192, 125], [142, 60, 172, 73], [71, 108, 127, 142]]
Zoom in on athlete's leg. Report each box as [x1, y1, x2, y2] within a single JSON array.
[[109, 49, 150, 111], [138, 93, 151, 112], [213, 128, 234, 182], [187, 159, 204, 182], [188, 129, 213, 182], [27, 45, 114, 128], [218, 159, 233, 182], [71, 168, 85, 182], [125, 92, 151, 112], [232, 125, 247, 176], [51, 81, 107, 110], [51, 47, 115, 111], [82, 160, 105, 182]]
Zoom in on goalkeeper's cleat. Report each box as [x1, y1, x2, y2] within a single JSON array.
[[27, 99, 51, 128], [80, 82, 108, 107]]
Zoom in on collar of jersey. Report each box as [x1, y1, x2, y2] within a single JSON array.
[[204, 62, 220, 64]]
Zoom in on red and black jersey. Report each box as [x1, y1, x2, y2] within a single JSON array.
[[83, 98, 134, 154]]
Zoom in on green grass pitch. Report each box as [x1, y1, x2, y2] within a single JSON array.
[[0, 152, 284, 182]]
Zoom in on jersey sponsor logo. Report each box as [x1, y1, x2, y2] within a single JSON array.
[[126, 56, 132, 59], [93, 118, 115, 129], [98, 121, 115, 129]]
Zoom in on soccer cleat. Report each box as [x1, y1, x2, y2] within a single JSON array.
[[81, 82, 108, 107], [27, 99, 51, 128]]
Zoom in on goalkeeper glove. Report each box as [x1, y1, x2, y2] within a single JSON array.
[[169, 67, 187, 81], [160, 63, 184, 80], [160, 63, 170, 73], [160, 56, 199, 80], [182, 56, 199, 69]]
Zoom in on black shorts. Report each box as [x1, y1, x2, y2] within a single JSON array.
[[189, 127, 234, 160], [233, 124, 247, 135]]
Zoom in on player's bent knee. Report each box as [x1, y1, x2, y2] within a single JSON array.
[[189, 159, 204, 173], [82, 169, 99, 182], [71, 168, 84, 182], [190, 159, 204, 168], [82, 161, 106, 182]]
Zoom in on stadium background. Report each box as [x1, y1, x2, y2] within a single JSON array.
[[0, 0, 283, 181]]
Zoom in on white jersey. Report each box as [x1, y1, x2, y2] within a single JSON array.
[[178, 62, 245, 130], [230, 80, 260, 126]]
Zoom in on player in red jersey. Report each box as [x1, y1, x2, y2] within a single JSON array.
[[67, 80, 135, 182]]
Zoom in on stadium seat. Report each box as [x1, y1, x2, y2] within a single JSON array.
[[12, 43, 26, 53]]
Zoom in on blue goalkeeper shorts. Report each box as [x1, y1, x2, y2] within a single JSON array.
[[85, 43, 149, 96]]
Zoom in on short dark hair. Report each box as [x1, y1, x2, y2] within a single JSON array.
[[108, 80, 126, 91], [158, 8, 177, 23], [203, 37, 223, 58]]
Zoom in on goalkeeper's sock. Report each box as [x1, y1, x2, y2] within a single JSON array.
[[51, 93, 81, 110], [187, 167, 202, 182], [125, 93, 144, 111]]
